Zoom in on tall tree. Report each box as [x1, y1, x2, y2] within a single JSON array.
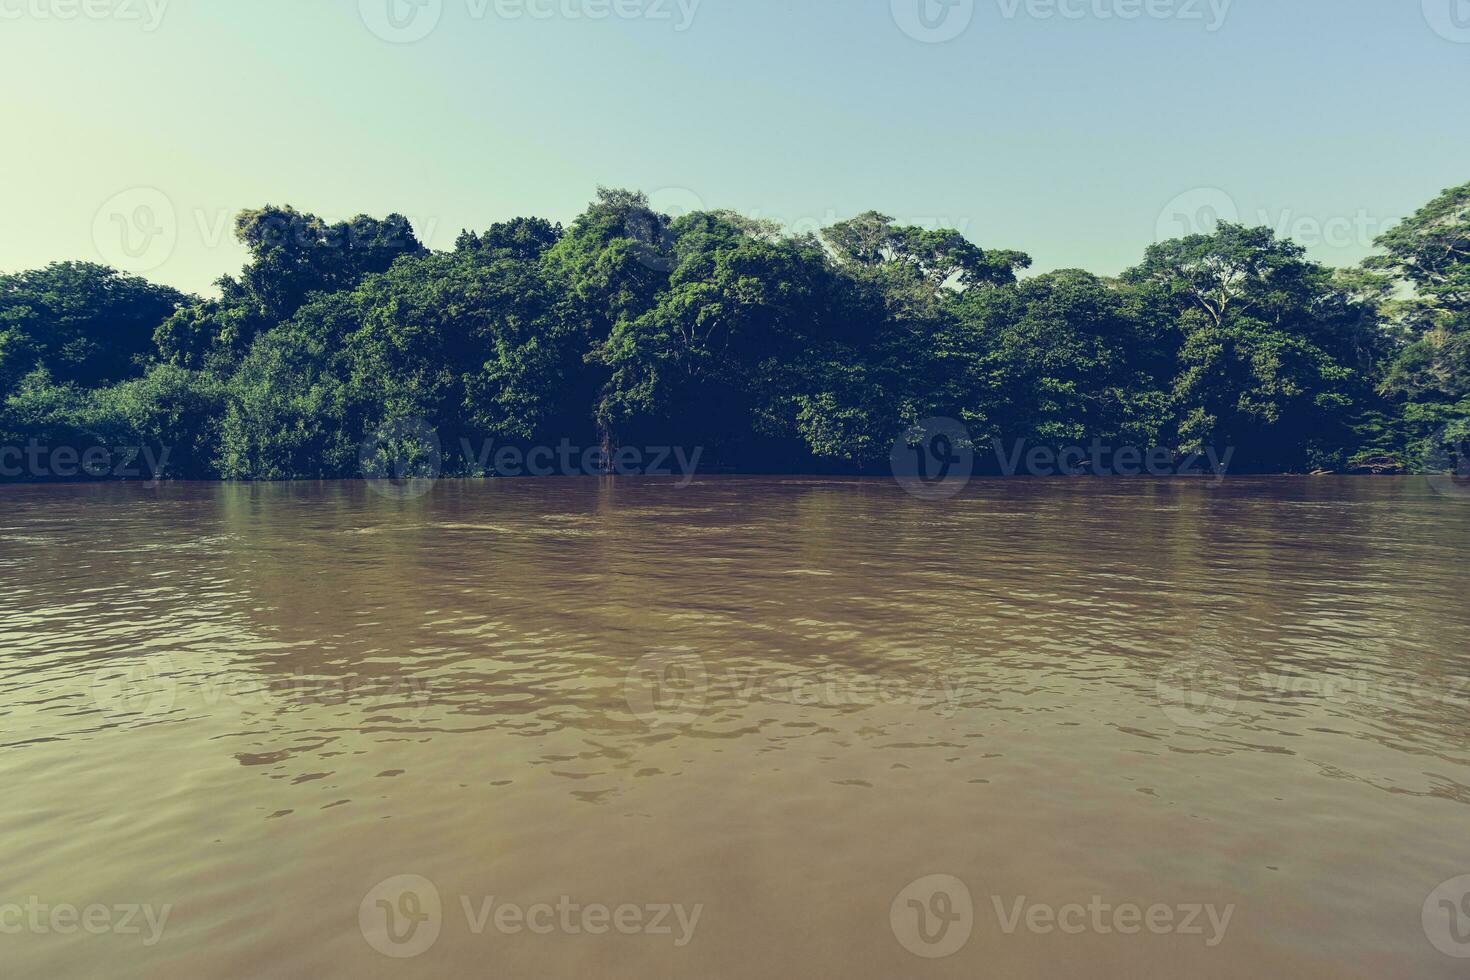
[[0, 262, 184, 392]]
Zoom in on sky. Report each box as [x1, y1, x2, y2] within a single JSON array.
[[1, 0, 1467, 295]]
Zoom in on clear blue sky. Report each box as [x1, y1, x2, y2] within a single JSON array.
[[2, 0, 1467, 293]]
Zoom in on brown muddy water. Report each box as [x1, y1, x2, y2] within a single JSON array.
[[1, 477, 1468, 978]]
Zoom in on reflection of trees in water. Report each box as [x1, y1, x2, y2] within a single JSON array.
[[1136, 479, 1470, 777], [22, 479, 1466, 799], [213, 479, 1470, 726]]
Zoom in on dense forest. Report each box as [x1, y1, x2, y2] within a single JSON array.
[[1, 181, 1467, 481]]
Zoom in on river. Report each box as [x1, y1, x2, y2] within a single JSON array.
[[1, 477, 1467, 977]]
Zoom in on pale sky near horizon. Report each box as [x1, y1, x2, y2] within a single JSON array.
[[2, 0, 1467, 295]]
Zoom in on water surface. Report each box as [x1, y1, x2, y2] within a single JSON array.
[[2, 477, 1468, 977]]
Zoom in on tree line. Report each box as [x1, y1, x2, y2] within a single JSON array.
[[1, 182, 1467, 480]]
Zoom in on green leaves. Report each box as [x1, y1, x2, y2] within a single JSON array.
[[7, 182, 1470, 479], [0, 262, 185, 392]]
